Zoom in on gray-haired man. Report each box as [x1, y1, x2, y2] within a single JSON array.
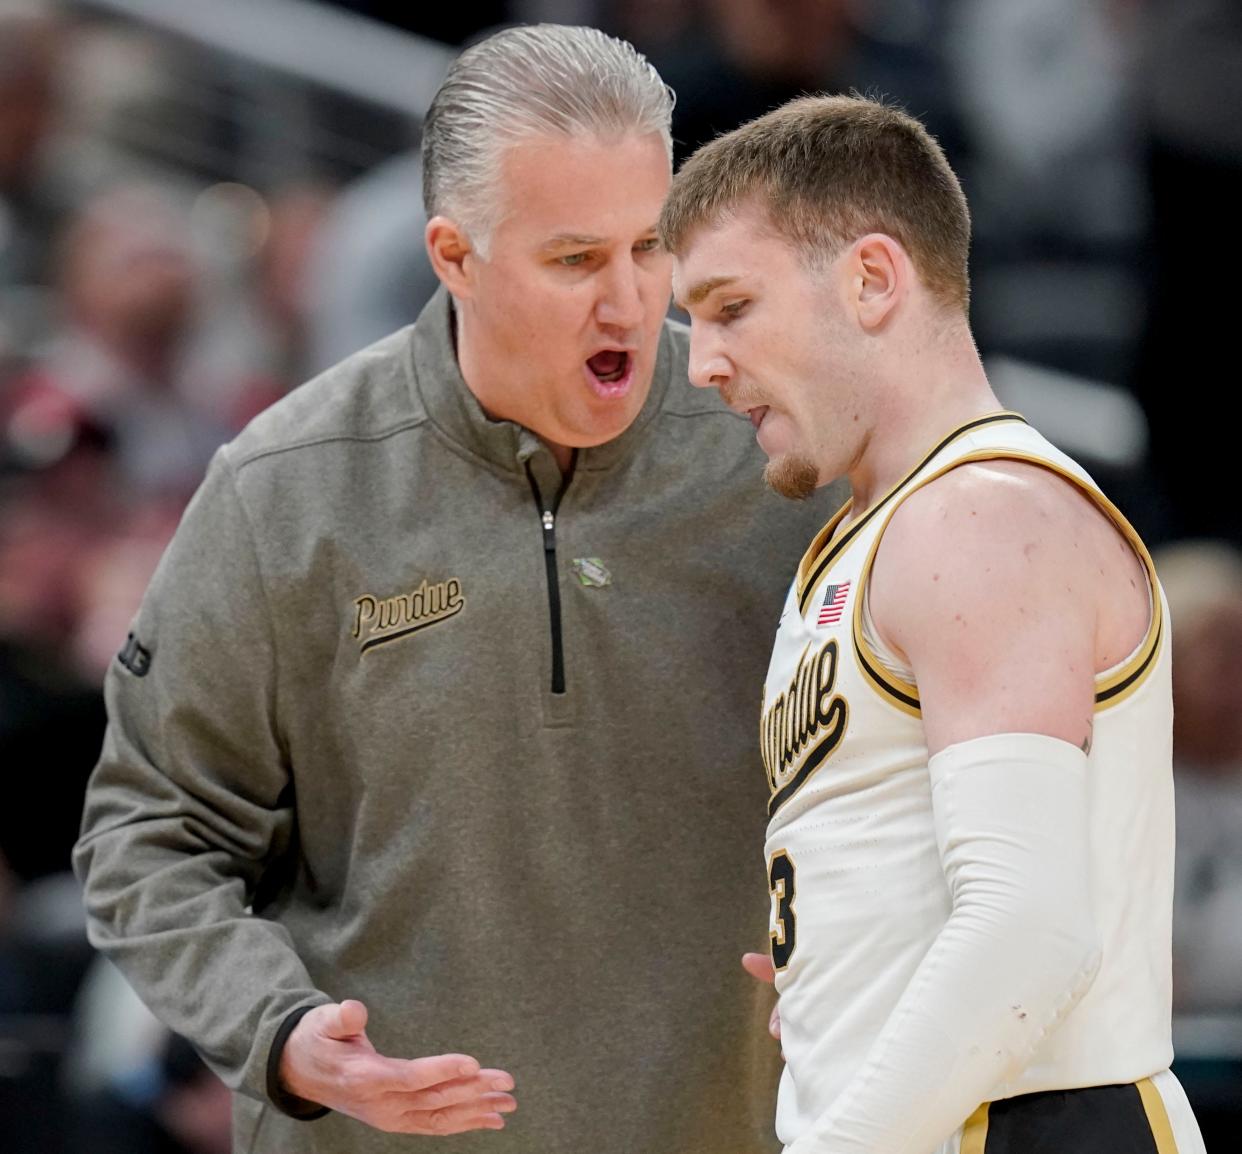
[[74, 25, 842, 1153]]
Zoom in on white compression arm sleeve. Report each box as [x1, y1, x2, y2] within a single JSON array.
[[787, 733, 1102, 1154]]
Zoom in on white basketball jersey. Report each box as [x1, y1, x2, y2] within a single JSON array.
[[761, 412, 1176, 1147]]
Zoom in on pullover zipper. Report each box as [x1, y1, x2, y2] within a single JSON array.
[[526, 466, 567, 694]]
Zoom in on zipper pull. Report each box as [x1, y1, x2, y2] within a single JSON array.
[[541, 509, 556, 549]]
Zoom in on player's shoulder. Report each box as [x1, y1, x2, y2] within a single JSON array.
[[870, 459, 1105, 669], [874, 458, 1096, 623], [887, 458, 1092, 562]]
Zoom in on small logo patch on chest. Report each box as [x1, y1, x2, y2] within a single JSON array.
[[572, 557, 611, 587], [352, 577, 464, 654]]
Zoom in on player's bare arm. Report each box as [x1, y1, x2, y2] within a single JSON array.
[[278, 999, 516, 1135]]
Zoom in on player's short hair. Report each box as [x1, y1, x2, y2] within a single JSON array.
[[660, 94, 971, 313], [422, 24, 674, 257]]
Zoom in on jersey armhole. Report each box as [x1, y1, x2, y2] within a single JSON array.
[[849, 450, 1164, 718]]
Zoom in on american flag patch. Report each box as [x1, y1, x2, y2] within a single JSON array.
[[817, 581, 851, 627]]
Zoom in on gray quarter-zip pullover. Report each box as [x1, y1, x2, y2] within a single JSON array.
[[75, 289, 846, 1154]]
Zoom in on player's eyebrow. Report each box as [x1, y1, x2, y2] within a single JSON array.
[[675, 275, 739, 311]]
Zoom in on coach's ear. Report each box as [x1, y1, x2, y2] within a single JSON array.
[[425, 216, 477, 300], [850, 232, 907, 332]]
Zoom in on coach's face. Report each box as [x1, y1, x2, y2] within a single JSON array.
[[432, 132, 672, 466]]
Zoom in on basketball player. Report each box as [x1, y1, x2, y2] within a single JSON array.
[[661, 94, 1205, 1153]]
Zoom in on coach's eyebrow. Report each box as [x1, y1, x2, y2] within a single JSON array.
[[676, 275, 739, 311], [540, 233, 606, 250], [541, 225, 661, 251]]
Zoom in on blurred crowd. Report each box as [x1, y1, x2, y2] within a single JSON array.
[[1, 1, 1239, 1151]]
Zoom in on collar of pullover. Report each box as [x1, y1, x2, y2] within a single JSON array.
[[406, 287, 673, 475]]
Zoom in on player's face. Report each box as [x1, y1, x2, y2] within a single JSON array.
[[674, 206, 862, 499], [465, 133, 672, 455]]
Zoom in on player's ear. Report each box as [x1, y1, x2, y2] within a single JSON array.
[[850, 233, 905, 331], [426, 216, 478, 300]]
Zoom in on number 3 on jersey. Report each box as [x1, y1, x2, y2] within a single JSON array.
[[768, 849, 797, 970]]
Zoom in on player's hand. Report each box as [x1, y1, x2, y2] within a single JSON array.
[[741, 952, 781, 1041], [278, 999, 516, 1134]]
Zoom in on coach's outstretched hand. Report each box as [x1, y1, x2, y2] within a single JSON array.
[[742, 952, 781, 1042], [279, 999, 517, 1134]]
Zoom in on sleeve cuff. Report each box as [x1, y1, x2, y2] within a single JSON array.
[[266, 1005, 331, 1120]]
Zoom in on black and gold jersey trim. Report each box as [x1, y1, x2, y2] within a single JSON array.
[[794, 500, 853, 594], [847, 448, 1164, 717], [796, 412, 1028, 616], [854, 620, 921, 719]]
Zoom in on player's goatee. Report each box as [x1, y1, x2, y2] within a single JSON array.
[[765, 454, 820, 500]]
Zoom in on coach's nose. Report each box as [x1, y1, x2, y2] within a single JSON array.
[[596, 252, 646, 333]]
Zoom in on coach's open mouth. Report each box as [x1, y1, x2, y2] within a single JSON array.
[[587, 349, 629, 383], [585, 349, 634, 398]]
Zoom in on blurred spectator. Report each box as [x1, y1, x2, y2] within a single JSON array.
[[1134, 0, 1242, 545], [0, 397, 121, 655], [255, 184, 336, 391], [0, 1, 71, 364], [62, 188, 221, 489], [946, 0, 1143, 249], [944, 0, 1147, 388], [631, 0, 859, 164], [1158, 538, 1242, 1145], [0, 2, 65, 288], [0, 187, 236, 991], [307, 153, 437, 372], [8, 186, 227, 502], [0, 335, 116, 1026], [1156, 540, 1242, 1013], [194, 181, 338, 412], [1, 185, 231, 691]]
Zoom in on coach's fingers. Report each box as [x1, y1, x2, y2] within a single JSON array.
[[370, 1052, 483, 1095], [741, 953, 781, 1040], [400, 1092, 518, 1135], [386, 1070, 516, 1112], [741, 952, 776, 985]]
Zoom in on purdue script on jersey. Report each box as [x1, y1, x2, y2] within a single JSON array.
[[761, 637, 850, 815], [352, 577, 465, 654]]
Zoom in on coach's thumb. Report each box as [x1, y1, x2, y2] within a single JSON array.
[[327, 999, 369, 1039]]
